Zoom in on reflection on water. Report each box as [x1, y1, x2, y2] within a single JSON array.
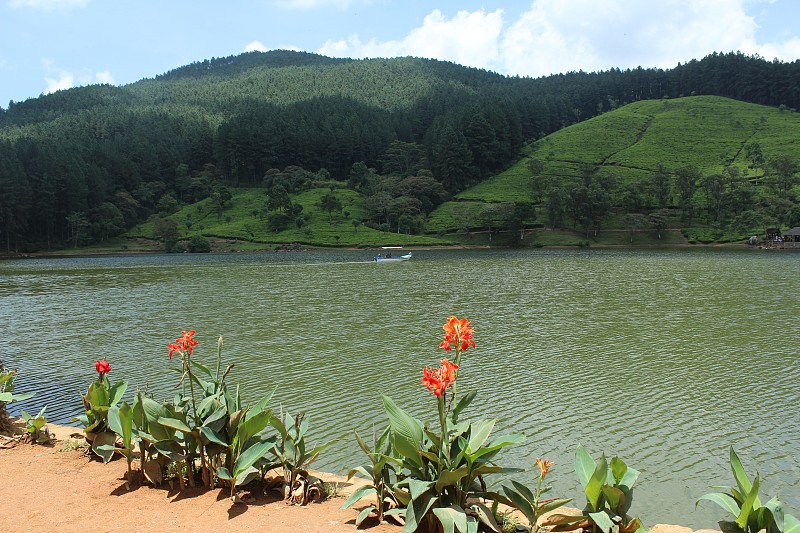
[[1, 248, 798, 528]]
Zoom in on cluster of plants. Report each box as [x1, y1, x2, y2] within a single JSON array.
[[72, 332, 333, 500], [57, 318, 800, 532], [0, 362, 50, 444]]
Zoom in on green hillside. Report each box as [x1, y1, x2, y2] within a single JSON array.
[[428, 96, 800, 245], [2, 51, 800, 253]]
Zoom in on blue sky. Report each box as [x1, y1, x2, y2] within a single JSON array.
[[1, 0, 799, 110]]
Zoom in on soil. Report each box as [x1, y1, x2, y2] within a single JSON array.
[[0, 420, 721, 533]]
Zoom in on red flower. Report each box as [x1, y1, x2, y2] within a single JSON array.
[[440, 316, 476, 353], [168, 330, 198, 359], [95, 357, 111, 376], [422, 358, 459, 397]]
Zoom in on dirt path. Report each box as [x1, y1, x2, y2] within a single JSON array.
[[0, 421, 721, 533], [0, 422, 397, 533]]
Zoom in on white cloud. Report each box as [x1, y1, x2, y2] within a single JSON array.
[[40, 60, 116, 95], [8, 0, 88, 10], [45, 71, 74, 94], [316, 0, 800, 78], [319, 9, 504, 70], [95, 70, 114, 84], [245, 40, 269, 53]]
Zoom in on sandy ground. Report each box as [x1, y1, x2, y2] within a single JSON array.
[[0, 420, 721, 533]]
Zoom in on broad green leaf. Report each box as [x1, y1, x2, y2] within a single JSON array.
[[470, 433, 525, 461], [619, 465, 640, 490], [540, 498, 574, 514], [153, 439, 186, 461], [197, 426, 229, 447], [407, 478, 435, 501], [452, 390, 477, 419], [215, 466, 233, 481], [236, 410, 271, 449], [157, 416, 192, 433], [355, 431, 373, 458], [504, 484, 537, 524], [0, 391, 34, 402], [602, 484, 625, 513], [585, 455, 608, 511], [589, 510, 616, 533], [340, 485, 377, 510], [736, 474, 761, 530], [610, 456, 627, 485], [435, 466, 469, 492], [698, 492, 741, 517], [510, 480, 535, 503], [751, 506, 777, 533], [403, 492, 436, 533], [764, 497, 784, 533], [433, 506, 468, 533], [246, 387, 277, 421], [576, 444, 597, 487], [468, 502, 500, 533], [356, 505, 376, 527], [233, 439, 273, 477], [784, 514, 800, 533], [107, 380, 127, 406], [730, 448, 761, 508], [347, 466, 372, 480], [91, 431, 116, 464], [467, 419, 496, 453], [382, 395, 423, 461]]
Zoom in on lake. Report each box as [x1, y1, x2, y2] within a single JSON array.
[[1, 248, 797, 528]]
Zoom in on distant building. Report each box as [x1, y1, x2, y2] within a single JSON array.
[[783, 227, 800, 249]]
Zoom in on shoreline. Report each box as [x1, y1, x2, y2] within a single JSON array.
[[1, 419, 722, 533]]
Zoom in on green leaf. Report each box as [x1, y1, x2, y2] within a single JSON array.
[[509, 480, 535, 503], [698, 492, 741, 517], [107, 380, 128, 407], [233, 440, 273, 477], [433, 506, 468, 533], [452, 390, 477, 419], [470, 433, 525, 461], [356, 505, 376, 527], [197, 426, 229, 447], [216, 466, 233, 481], [730, 448, 762, 508], [91, 431, 116, 464], [763, 497, 784, 533], [610, 456, 627, 485], [602, 484, 625, 513], [340, 485, 377, 510], [157, 416, 192, 433], [382, 395, 423, 462], [407, 478, 435, 501], [736, 474, 761, 530], [468, 502, 500, 533], [589, 510, 616, 533], [784, 514, 800, 533], [539, 498, 573, 515], [436, 466, 469, 493], [467, 419, 496, 453], [236, 409, 272, 450], [585, 455, 608, 511], [576, 444, 597, 487], [246, 387, 277, 421], [504, 484, 537, 524], [153, 439, 186, 461]]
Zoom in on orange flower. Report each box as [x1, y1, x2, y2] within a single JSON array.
[[536, 457, 554, 477], [422, 358, 459, 397], [168, 330, 198, 359], [440, 316, 476, 353]]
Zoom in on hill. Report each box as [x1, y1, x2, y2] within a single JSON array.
[[1, 50, 799, 252]]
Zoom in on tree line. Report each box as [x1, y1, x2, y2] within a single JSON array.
[[1, 50, 799, 251]]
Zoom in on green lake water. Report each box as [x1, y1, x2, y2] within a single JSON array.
[[1, 248, 797, 528]]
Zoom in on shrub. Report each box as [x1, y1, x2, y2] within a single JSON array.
[[187, 235, 211, 253]]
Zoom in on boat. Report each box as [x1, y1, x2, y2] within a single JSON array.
[[374, 251, 412, 263]]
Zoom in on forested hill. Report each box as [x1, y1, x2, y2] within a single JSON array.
[[0, 50, 799, 251]]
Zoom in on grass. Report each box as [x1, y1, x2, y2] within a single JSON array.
[[115, 95, 799, 252]]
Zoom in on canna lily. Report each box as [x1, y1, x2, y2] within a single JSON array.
[[439, 316, 476, 353], [168, 329, 198, 359], [536, 457, 554, 477], [422, 358, 458, 397], [95, 357, 111, 377]]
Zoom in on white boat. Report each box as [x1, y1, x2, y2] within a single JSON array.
[[374, 252, 412, 263]]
